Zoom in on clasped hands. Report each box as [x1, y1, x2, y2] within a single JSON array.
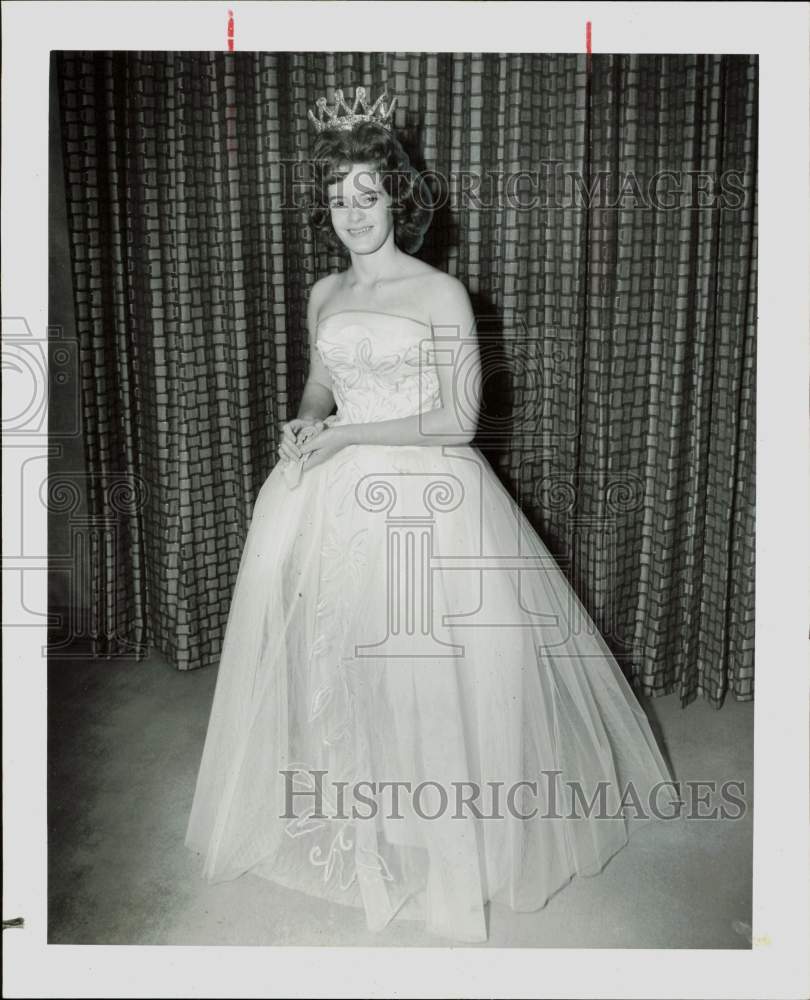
[[279, 416, 352, 478]]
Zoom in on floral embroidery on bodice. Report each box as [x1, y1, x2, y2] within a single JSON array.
[[316, 311, 442, 426]]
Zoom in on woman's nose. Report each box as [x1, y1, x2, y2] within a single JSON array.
[[348, 201, 365, 222]]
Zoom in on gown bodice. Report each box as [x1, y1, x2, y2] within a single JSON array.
[[316, 311, 442, 426]]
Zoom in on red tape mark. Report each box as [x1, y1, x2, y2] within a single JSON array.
[[227, 9, 235, 51], [585, 20, 592, 74]]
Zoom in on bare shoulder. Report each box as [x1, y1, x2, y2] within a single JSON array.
[[426, 269, 471, 300], [410, 262, 470, 298], [418, 269, 474, 328], [306, 273, 342, 326]]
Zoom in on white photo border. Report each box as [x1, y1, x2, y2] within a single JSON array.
[[3, 2, 808, 998]]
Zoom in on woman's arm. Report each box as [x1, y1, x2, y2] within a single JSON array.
[[299, 276, 481, 463], [295, 381, 335, 425], [278, 280, 337, 463], [298, 280, 337, 422]]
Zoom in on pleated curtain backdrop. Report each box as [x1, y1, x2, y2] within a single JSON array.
[[55, 51, 756, 707]]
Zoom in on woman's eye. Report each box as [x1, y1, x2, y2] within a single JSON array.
[[358, 193, 378, 208]]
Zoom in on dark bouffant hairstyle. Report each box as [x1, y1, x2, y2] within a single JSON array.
[[308, 121, 433, 255]]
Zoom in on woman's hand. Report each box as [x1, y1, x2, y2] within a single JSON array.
[[278, 418, 324, 464], [298, 424, 352, 472]]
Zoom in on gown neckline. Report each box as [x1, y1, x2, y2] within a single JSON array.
[[316, 309, 431, 330]]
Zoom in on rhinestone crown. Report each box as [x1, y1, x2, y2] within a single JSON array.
[[308, 86, 398, 134]]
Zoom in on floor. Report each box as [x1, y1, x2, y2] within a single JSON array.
[[47, 650, 754, 948]]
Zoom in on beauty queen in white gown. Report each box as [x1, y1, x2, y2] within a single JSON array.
[[185, 88, 679, 944]]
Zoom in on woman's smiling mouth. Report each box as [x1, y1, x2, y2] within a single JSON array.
[[347, 225, 374, 237]]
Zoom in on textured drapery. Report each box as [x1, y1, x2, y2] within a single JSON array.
[[55, 52, 756, 706]]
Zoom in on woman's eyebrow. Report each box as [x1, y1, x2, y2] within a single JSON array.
[[353, 174, 379, 192]]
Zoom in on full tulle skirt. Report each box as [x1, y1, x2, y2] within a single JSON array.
[[185, 442, 678, 943]]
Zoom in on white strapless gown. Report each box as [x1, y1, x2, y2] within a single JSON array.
[[185, 310, 678, 943]]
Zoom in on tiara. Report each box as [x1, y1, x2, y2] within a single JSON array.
[[307, 86, 398, 134]]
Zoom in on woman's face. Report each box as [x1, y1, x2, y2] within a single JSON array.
[[327, 162, 394, 255]]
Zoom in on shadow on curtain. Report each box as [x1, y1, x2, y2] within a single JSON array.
[[53, 51, 756, 707]]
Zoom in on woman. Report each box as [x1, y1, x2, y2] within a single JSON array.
[[185, 88, 679, 944]]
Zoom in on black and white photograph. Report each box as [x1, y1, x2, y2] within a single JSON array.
[[3, 3, 809, 998]]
